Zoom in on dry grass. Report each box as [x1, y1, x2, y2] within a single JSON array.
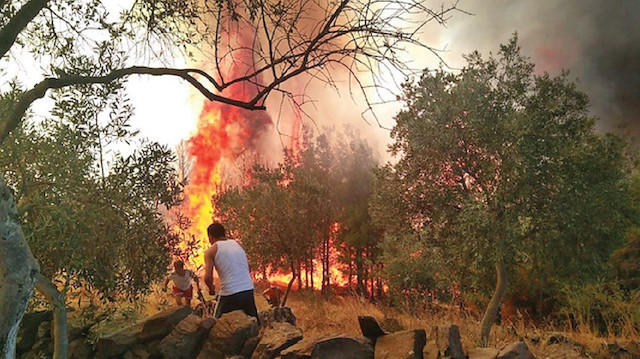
[[282, 290, 639, 358], [56, 283, 638, 358]]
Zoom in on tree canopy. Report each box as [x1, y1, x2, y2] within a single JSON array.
[[371, 35, 633, 345]]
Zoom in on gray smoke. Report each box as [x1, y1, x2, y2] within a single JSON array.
[[441, 0, 640, 139]]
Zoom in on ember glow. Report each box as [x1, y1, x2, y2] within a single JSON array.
[[260, 222, 350, 290]]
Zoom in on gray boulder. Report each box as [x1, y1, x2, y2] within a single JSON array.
[[259, 307, 297, 327], [252, 322, 303, 359], [139, 306, 194, 342], [96, 306, 193, 358], [197, 310, 259, 359], [17, 311, 53, 354], [159, 314, 214, 359], [280, 335, 373, 359], [468, 347, 500, 359], [96, 326, 141, 359], [68, 338, 94, 359], [375, 329, 426, 359], [429, 324, 465, 359], [497, 341, 534, 359]]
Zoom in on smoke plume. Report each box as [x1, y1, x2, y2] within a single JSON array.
[[444, 0, 640, 138]]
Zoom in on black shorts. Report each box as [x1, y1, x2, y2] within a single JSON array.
[[216, 289, 259, 321]]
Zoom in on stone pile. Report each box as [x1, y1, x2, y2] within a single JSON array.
[[20, 306, 638, 358]]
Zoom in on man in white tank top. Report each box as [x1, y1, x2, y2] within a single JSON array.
[[203, 222, 258, 320]]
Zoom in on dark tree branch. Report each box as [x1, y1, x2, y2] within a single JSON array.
[[1, 66, 265, 144], [0, 0, 51, 59]]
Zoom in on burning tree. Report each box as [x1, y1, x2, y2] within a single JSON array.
[[1, 0, 463, 355]]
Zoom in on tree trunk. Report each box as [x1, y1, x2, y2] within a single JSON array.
[[322, 234, 330, 293], [0, 178, 40, 358], [356, 249, 364, 294], [34, 274, 67, 359], [305, 261, 310, 289], [296, 262, 302, 290], [310, 259, 315, 289], [479, 261, 507, 347], [280, 265, 297, 308]]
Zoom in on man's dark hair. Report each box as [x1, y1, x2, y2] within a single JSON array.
[[208, 222, 226, 239], [174, 260, 184, 269]]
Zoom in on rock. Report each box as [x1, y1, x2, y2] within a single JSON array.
[[423, 340, 439, 359], [374, 329, 426, 359], [242, 336, 261, 358], [146, 339, 162, 359], [159, 314, 212, 359], [96, 306, 193, 358], [69, 338, 94, 359], [468, 347, 500, 359], [497, 342, 534, 359], [429, 324, 465, 359], [358, 316, 387, 344], [252, 322, 303, 359], [379, 317, 404, 333], [37, 321, 52, 339], [602, 341, 637, 359], [21, 338, 53, 359], [123, 345, 150, 359], [543, 332, 575, 346], [280, 335, 373, 359], [140, 306, 194, 342], [544, 344, 587, 359], [17, 311, 53, 354], [197, 310, 259, 358], [259, 307, 297, 327], [68, 325, 90, 341], [96, 328, 140, 359], [201, 317, 216, 330]]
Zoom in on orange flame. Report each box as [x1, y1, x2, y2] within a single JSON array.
[[180, 30, 272, 266], [260, 222, 351, 291]]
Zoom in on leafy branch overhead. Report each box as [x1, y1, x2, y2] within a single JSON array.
[[0, 0, 462, 143]]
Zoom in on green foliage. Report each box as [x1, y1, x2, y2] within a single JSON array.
[[372, 35, 632, 312], [215, 144, 330, 275], [0, 84, 183, 299], [611, 227, 640, 291], [215, 126, 381, 292]]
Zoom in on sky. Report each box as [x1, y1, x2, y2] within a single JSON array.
[[123, 0, 640, 160], [7, 0, 637, 159]]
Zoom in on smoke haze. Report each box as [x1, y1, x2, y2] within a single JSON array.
[[444, 0, 640, 138]]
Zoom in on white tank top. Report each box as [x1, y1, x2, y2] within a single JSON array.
[[213, 240, 254, 296]]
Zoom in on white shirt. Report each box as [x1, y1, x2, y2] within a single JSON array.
[[170, 269, 193, 290], [213, 240, 254, 296]]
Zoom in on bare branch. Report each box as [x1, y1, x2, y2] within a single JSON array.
[[0, 0, 51, 59], [1, 66, 264, 144]]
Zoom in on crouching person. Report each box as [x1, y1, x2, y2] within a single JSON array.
[[164, 260, 196, 307]]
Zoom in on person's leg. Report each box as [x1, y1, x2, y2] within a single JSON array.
[[172, 286, 185, 306], [235, 290, 259, 321], [184, 286, 193, 307], [216, 295, 233, 318]]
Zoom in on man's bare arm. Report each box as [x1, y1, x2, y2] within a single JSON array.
[[204, 244, 218, 295]]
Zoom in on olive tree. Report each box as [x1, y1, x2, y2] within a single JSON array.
[[373, 36, 630, 346]]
